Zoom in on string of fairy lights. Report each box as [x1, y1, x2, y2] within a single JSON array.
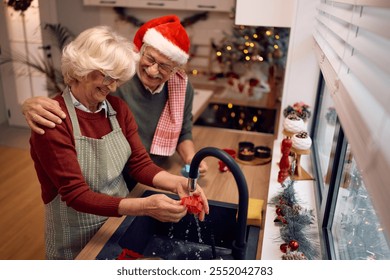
[[209, 25, 289, 75]]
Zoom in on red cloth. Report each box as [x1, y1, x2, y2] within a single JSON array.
[[150, 71, 187, 156], [117, 249, 143, 260], [30, 94, 163, 217], [181, 196, 203, 214]]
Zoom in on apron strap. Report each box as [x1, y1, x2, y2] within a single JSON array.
[[63, 86, 82, 137]]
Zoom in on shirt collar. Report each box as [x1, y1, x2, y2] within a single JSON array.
[[68, 89, 108, 117]]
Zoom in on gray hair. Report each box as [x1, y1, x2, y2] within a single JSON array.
[[61, 25, 139, 85]]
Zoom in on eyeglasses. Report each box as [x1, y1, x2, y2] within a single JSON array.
[[142, 53, 176, 75], [99, 70, 118, 86]]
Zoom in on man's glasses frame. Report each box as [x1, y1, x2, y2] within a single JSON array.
[[141, 48, 177, 75]]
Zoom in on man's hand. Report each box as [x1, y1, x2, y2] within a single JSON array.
[[22, 96, 66, 134], [198, 160, 208, 177]]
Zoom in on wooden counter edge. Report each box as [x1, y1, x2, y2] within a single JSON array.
[[75, 215, 126, 260]]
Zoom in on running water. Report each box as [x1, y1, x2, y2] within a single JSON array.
[[193, 215, 203, 243], [143, 214, 231, 259]]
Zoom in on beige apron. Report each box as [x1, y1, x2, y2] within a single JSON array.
[[44, 88, 130, 259]]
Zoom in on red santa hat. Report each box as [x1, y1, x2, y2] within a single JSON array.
[[134, 15, 190, 65]]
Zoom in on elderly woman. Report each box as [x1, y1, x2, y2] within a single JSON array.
[[29, 26, 209, 260]]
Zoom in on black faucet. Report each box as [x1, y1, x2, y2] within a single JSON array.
[[188, 147, 249, 260]]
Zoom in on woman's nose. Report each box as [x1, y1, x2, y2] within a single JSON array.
[[107, 81, 118, 92]]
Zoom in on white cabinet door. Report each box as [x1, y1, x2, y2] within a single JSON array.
[[186, 0, 235, 12], [235, 0, 295, 27], [83, 0, 186, 9], [83, 0, 129, 6]]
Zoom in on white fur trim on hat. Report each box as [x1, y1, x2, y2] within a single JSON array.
[[143, 28, 189, 65]]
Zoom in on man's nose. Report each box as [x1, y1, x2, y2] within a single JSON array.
[[147, 63, 160, 75]]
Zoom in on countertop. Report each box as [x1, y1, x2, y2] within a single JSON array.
[[192, 89, 213, 122], [261, 139, 320, 260], [76, 126, 275, 260]]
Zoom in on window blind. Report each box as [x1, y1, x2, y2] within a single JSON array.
[[313, 0, 390, 236]]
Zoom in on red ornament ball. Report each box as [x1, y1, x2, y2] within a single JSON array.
[[280, 243, 289, 253], [276, 207, 284, 216], [289, 240, 299, 251]]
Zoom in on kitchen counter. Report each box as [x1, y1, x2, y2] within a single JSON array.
[[192, 89, 213, 122], [76, 126, 275, 260]]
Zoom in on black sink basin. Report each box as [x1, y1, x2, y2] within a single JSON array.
[[96, 191, 260, 260]]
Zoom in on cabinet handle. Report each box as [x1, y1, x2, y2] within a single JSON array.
[[147, 2, 165, 6], [197, 5, 216, 9], [99, 0, 116, 4]]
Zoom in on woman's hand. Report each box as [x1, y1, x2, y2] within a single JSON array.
[[118, 194, 187, 223], [152, 171, 210, 222], [140, 194, 187, 222], [171, 176, 209, 222], [22, 96, 66, 134]]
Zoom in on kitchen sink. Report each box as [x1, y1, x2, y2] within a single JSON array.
[[95, 190, 260, 260]]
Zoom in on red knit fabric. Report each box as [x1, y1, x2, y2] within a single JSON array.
[[30, 94, 163, 217], [149, 71, 187, 156]]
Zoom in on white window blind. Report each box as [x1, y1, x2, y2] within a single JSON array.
[[313, 0, 390, 236]]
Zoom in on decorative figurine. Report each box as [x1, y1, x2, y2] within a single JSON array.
[[278, 137, 292, 183]]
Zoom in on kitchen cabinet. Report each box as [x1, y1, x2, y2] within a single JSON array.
[[83, 0, 234, 11], [186, 0, 235, 12], [83, 0, 129, 7]]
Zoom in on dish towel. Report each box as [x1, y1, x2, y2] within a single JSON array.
[[150, 71, 187, 156]]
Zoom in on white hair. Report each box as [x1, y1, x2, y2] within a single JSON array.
[[61, 25, 140, 85]]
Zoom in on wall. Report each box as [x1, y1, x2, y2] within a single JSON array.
[[235, 0, 321, 259], [56, 0, 100, 35], [278, 0, 319, 137], [236, 0, 319, 138], [0, 75, 6, 124], [0, 9, 8, 124], [56, 0, 235, 75]]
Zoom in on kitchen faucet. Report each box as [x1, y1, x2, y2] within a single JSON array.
[[188, 147, 249, 259]]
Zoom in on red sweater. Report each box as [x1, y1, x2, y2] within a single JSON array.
[[30, 94, 163, 217]]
